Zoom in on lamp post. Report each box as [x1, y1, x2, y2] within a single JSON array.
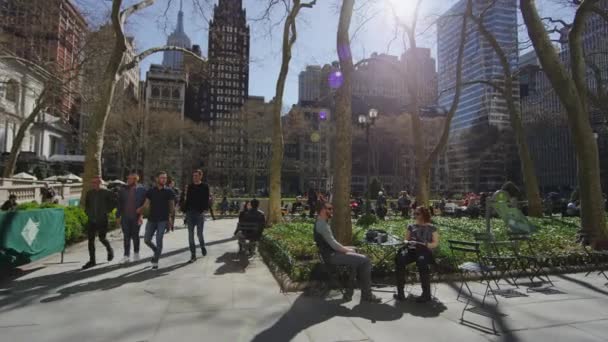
[[358, 108, 379, 214]]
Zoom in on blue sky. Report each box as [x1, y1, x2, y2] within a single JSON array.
[[80, 0, 570, 107], [124, 0, 455, 107]]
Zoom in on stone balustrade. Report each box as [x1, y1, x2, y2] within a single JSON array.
[[0, 178, 83, 206]]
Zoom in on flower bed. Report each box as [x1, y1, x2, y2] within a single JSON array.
[[260, 216, 593, 283]]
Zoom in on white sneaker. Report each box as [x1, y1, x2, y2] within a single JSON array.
[[120, 256, 130, 264], [133, 253, 140, 261]]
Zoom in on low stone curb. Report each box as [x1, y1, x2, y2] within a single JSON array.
[[260, 253, 608, 293]]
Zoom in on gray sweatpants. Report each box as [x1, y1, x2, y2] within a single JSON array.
[[329, 252, 373, 297]]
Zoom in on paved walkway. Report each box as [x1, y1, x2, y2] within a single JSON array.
[[1, 218, 608, 341]]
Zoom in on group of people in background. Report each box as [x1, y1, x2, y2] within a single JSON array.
[[82, 169, 213, 270]]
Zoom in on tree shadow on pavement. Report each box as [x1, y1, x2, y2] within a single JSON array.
[[250, 293, 403, 342], [555, 274, 608, 296], [444, 281, 520, 342], [214, 252, 248, 275], [40, 262, 189, 303]]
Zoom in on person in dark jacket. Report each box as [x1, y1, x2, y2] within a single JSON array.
[[307, 185, 318, 218], [82, 176, 117, 270], [182, 169, 211, 263], [238, 199, 266, 240], [116, 172, 147, 263], [1, 194, 17, 211]]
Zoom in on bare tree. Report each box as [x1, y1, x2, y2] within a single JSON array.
[[467, 4, 543, 217], [267, 0, 317, 225], [79, 0, 205, 204], [520, 0, 608, 245], [394, 0, 471, 208], [332, 0, 356, 244]]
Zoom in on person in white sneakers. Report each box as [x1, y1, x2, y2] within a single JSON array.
[[116, 172, 147, 263]]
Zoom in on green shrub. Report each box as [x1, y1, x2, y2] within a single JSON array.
[[13, 202, 117, 245], [260, 215, 591, 283], [64, 206, 88, 243], [356, 214, 378, 227]]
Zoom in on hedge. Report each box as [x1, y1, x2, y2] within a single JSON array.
[[15, 202, 118, 245], [260, 216, 598, 283]]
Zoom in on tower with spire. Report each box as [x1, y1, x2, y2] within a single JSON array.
[[162, 0, 192, 70], [205, 0, 251, 186]]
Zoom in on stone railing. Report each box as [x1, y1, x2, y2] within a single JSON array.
[[0, 178, 83, 206]]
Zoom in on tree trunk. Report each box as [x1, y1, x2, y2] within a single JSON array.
[[505, 81, 543, 217], [332, 0, 355, 244], [521, 0, 608, 243], [80, 0, 127, 204], [470, 13, 543, 217], [2, 92, 46, 178], [417, 0, 471, 207], [268, 1, 310, 225]]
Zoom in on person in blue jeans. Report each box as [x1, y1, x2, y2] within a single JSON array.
[[116, 172, 147, 263], [182, 169, 212, 263], [137, 171, 175, 270]]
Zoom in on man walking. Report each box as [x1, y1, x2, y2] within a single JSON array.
[[137, 171, 175, 270], [182, 169, 211, 263], [314, 200, 381, 303], [116, 172, 147, 263], [82, 176, 117, 270]]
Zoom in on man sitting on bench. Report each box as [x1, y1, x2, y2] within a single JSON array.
[[236, 199, 266, 248], [314, 200, 381, 303]]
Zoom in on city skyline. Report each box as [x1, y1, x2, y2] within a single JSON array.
[[124, 0, 572, 109]]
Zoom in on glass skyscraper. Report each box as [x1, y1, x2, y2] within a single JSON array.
[[438, 0, 519, 193]]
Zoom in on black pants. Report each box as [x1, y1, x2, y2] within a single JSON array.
[[308, 203, 316, 218], [87, 220, 113, 263], [400, 207, 410, 218], [395, 247, 432, 295]]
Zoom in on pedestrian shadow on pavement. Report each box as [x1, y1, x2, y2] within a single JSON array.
[[250, 293, 403, 342], [39, 262, 189, 303], [0, 246, 192, 313], [393, 296, 448, 318], [214, 252, 248, 275]]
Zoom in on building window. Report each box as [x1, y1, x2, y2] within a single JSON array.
[[172, 89, 180, 99], [151, 86, 160, 98], [5, 79, 19, 102]]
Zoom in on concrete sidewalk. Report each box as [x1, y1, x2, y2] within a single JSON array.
[[1, 218, 607, 342]]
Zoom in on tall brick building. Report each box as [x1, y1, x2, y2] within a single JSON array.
[[0, 0, 87, 127]]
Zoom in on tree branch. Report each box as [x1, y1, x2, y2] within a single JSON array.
[[121, 0, 155, 23], [119, 46, 207, 74]]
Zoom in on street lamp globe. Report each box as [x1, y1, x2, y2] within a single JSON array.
[[368, 108, 378, 119], [358, 114, 368, 124]]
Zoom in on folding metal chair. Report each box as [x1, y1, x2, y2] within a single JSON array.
[[448, 240, 498, 304], [317, 252, 355, 299], [448, 240, 500, 334], [473, 233, 519, 288], [579, 233, 608, 284], [508, 232, 555, 287]]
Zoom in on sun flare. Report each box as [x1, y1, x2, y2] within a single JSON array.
[[387, 0, 417, 20]]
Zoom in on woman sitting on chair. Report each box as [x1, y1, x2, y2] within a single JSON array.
[[394, 206, 439, 303]]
